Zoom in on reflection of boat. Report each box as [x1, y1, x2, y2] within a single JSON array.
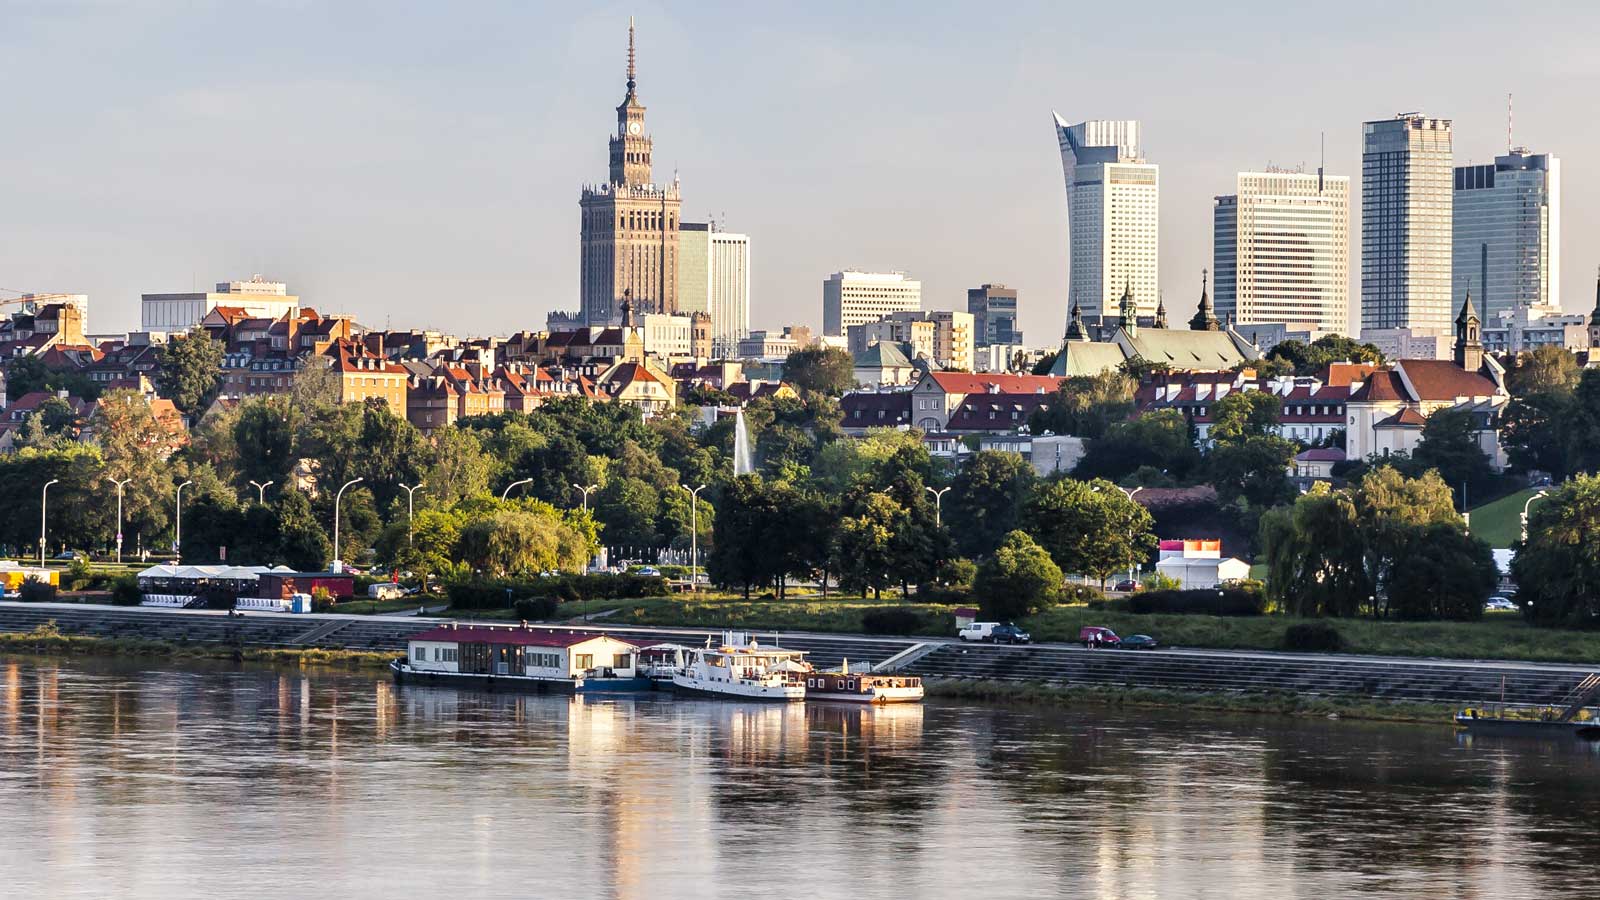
[[1455, 673, 1600, 741], [804, 658, 923, 704], [669, 633, 806, 701], [391, 624, 648, 694]]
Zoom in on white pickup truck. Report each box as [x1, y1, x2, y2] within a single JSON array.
[[957, 621, 1000, 642]]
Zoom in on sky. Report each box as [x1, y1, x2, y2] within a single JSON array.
[[4, 0, 1600, 342]]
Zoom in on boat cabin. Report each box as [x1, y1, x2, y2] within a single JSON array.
[[406, 624, 640, 680]]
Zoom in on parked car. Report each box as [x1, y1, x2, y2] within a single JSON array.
[[1484, 596, 1517, 612], [957, 621, 1000, 642], [53, 551, 87, 562], [1079, 626, 1121, 648], [636, 566, 661, 577], [1119, 634, 1159, 650], [990, 624, 1032, 645], [1113, 580, 1140, 593]]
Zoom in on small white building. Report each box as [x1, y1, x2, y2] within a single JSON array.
[[405, 625, 639, 681], [1154, 539, 1251, 590]]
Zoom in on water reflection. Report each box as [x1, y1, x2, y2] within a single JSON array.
[[1, 654, 1599, 899]]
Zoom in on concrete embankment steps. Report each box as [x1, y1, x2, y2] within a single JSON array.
[[905, 642, 1592, 706]]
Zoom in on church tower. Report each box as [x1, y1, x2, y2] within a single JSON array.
[[1189, 269, 1220, 331], [579, 18, 682, 326], [1588, 267, 1600, 351], [1454, 289, 1483, 373]]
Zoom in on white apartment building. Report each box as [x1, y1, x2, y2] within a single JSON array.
[[1213, 170, 1350, 334], [679, 222, 751, 356], [1053, 115, 1159, 319], [822, 271, 921, 336], [641, 313, 694, 360], [142, 276, 300, 332], [1453, 149, 1560, 318], [1361, 114, 1453, 336]]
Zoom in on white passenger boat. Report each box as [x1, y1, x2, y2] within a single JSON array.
[[669, 633, 807, 701]]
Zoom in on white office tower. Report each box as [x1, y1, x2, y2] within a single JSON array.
[[822, 271, 921, 336], [1453, 149, 1560, 318], [1052, 114, 1159, 319], [1361, 114, 1453, 335], [679, 222, 751, 357], [1213, 170, 1350, 333], [141, 276, 300, 332]]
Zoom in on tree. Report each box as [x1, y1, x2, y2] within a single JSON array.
[[1208, 390, 1281, 443], [1259, 486, 1368, 618], [973, 530, 1062, 620], [596, 476, 662, 550], [1498, 389, 1575, 479], [1410, 407, 1494, 499], [836, 492, 908, 598], [1266, 335, 1383, 375], [1385, 523, 1495, 621], [944, 450, 1036, 558], [233, 397, 297, 489], [156, 327, 225, 416], [1353, 466, 1463, 618], [424, 425, 493, 506], [1021, 478, 1155, 587], [1074, 410, 1201, 484], [275, 489, 331, 571], [782, 347, 855, 395], [1506, 345, 1579, 397], [458, 507, 581, 576], [708, 475, 784, 598], [3, 354, 99, 402], [1512, 475, 1600, 626], [1029, 370, 1135, 439], [1206, 434, 1296, 509]]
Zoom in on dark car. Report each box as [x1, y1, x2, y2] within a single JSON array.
[[1119, 634, 1159, 650], [989, 624, 1032, 645], [1113, 580, 1140, 593]]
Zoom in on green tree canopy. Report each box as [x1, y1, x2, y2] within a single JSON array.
[[1028, 370, 1135, 439], [973, 530, 1063, 621], [1021, 477, 1156, 586], [156, 327, 225, 416], [1512, 474, 1600, 626], [944, 450, 1036, 559], [1074, 409, 1201, 484], [782, 347, 855, 396]]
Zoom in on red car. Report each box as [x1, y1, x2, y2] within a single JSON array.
[[1080, 626, 1121, 648]]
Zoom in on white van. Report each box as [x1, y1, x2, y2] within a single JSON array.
[[957, 621, 1000, 642]]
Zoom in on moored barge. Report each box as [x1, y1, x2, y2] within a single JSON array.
[[392, 623, 646, 693]]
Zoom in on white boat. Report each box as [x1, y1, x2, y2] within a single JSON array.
[[669, 633, 807, 702]]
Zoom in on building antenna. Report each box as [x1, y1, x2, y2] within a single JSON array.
[[1318, 131, 1325, 194], [1507, 92, 1513, 153]]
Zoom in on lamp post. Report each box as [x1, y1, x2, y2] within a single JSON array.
[[248, 480, 274, 504], [105, 477, 132, 565], [400, 483, 425, 549], [39, 478, 60, 567], [1100, 484, 1145, 585], [573, 482, 599, 513], [501, 478, 533, 501], [174, 480, 194, 562], [682, 483, 707, 589], [1520, 490, 1550, 543], [333, 477, 364, 570], [925, 485, 951, 527]]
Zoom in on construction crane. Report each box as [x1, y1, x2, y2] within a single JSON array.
[[0, 289, 80, 311]]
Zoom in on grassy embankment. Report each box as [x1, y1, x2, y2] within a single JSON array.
[[465, 593, 1600, 666], [0, 622, 393, 669], [1467, 486, 1539, 550]]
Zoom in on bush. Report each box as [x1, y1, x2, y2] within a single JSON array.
[[861, 606, 939, 635], [445, 574, 670, 610], [18, 577, 58, 603], [1283, 622, 1345, 652], [513, 597, 560, 621], [311, 587, 336, 613], [110, 575, 143, 607], [1061, 584, 1106, 605], [1128, 585, 1265, 616]]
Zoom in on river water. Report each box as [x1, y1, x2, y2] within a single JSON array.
[[1, 655, 1595, 900]]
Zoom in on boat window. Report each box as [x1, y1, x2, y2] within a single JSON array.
[[613, 654, 632, 669], [575, 654, 594, 671], [413, 646, 425, 661]]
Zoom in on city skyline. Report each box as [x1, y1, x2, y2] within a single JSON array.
[[4, 3, 1599, 344]]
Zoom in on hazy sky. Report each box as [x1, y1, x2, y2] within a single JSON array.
[[5, 1, 1599, 341]]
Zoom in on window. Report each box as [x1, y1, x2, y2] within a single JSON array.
[[413, 646, 426, 662], [576, 654, 594, 670]]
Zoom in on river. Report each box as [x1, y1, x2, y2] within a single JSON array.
[[0, 654, 1595, 899]]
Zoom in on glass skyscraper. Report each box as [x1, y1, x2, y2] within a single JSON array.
[[1052, 115, 1159, 323], [1361, 114, 1453, 335], [1213, 171, 1350, 334], [1452, 149, 1560, 318]]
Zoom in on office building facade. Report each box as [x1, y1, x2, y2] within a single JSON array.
[[822, 271, 921, 336], [1212, 171, 1350, 334], [1453, 149, 1560, 318], [967, 283, 1022, 346], [1053, 114, 1159, 320], [1361, 114, 1453, 335], [142, 277, 298, 332], [679, 223, 750, 356]]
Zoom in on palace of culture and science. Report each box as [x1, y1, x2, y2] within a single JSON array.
[[578, 19, 682, 326]]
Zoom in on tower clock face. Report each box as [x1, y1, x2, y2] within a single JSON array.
[[628, 122, 641, 135]]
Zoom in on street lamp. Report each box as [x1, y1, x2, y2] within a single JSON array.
[[105, 477, 132, 565], [1520, 490, 1550, 543], [925, 485, 951, 527], [501, 478, 533, 501], [573, 482, 599, 513], [333, 477, 364, 570], [174, 480, 194, 562], [39, 478, 60, 567], [681, 483, 707, 589], [248, 480, 274, 504], [400, 483, 425, 549]]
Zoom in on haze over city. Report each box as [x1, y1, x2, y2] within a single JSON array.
[[4, 1, 1599, 338]]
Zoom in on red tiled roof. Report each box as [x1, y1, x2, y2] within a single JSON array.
[[1376, 408, 1427, 428], [1349, 370, 1408, 402], [925, 372, 1061, 395], [946, 393, 1052, 431], [1395, 359, 1498, 402], [1295, 448, 1347, 462], [407, 626, 638, 648]]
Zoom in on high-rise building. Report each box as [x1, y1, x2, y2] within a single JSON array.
[[1052, 114, 1160, 321], [678, 222, 750, 357], [1212, 170, 1350, 333], [141, 276, 298, 332], [967, 284, 1022, 347], [1361, 114, 1453, 335], [822, 271, 921, 336], [1453, 149, 1560, 318], [579, 19, 681, 326]]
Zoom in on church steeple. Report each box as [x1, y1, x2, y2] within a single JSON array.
[[1118, 279, 1137, 338], [1189, 268, 1220, 331], [610, 17, 651, 186], [1454, 288, 1483, 372], [1154, 291, 1168, 329], [1064, 298, 1088, 342]]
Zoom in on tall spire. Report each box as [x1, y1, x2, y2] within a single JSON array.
[[1454, 288, 1482, 372], [1154, 290, 1168, 329], [1190, 268, 1219, 332], [1064, 298, 1087, 342], [1118, 278, 1137, 338], [627, 16, 637, 92]]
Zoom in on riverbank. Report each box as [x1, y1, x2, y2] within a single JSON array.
[[924, 678, 1457, 725], [0, 623, 393, 670]]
